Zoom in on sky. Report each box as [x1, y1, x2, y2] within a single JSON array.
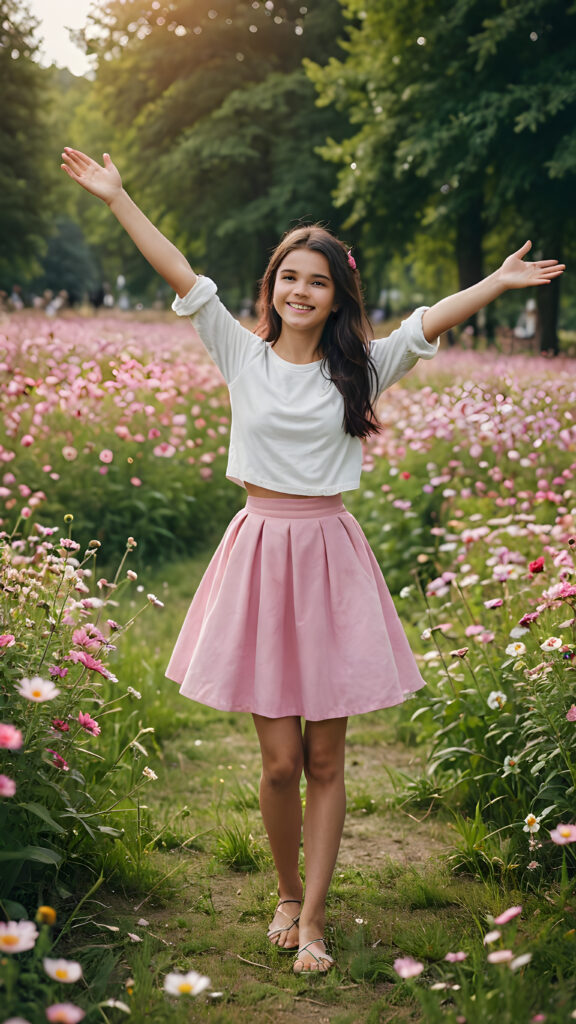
[[28, 0, 95, 76]]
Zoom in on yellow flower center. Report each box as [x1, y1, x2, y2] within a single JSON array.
[[560, 827, 571, 837], [178, 982, 192, 993], [32, 689, 42, 697], [526, 815, 536, 825], [1, 935, 19, 947], [55, 968, 69, 979]]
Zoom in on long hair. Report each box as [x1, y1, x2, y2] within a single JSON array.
[[254, 225, 380, 438]]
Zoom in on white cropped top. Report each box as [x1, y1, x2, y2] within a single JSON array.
[[172, 276, 439, 495]]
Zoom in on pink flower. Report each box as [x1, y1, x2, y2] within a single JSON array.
[[549, 823, 576, 845], [106, 619, 121, 631], [45, 1004, 85, 1023], [199, 467, 213, 480], [99, 448, 114, 463], [393, 956, 424, 979], [0, 723, 23, 749], [450, 648, 469, 658], [0, 774, 16, 797], [66, 650, 109, 677], [0, 633, 15, 647], [519, 610, 540, 626], [78, 711, 101, 736], [153, 442, 176, 458], [566, 705, 576, 722], [51, 719, 70, 733], [61, 446, 77, 461], [484, 598, 503, 609], [46, 749, 69, 771], [194, 418, 206, 429], [529, 557, 545, 574], [72, 626, 105, 650], [130, 477, 142, 486], [148, 428, 161, 439], [21, 434, 34, 446], [444, 951, 467, 962], [493, 905, 522, 925], [49, 666, 69, 678]]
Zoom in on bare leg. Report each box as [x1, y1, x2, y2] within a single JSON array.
[[252, 714, 304, 948], [294, 716, 348, 973]]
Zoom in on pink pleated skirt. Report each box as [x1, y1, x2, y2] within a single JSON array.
[[164, 494, 427, 721]]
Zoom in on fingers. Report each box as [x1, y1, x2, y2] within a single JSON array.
[[514, 239, 532, 259]]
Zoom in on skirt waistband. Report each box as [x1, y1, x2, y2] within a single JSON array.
[[244, 494, 345, 518]]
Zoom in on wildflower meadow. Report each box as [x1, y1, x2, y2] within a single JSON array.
[[1, 313, 576, 1023]]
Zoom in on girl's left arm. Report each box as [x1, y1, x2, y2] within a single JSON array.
[[421, 240, 565, 343]]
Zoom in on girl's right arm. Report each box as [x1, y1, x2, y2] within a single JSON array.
[[61, 148, 196, 298]]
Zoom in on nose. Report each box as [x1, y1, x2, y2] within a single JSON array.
[[293, 279, 310, 297]]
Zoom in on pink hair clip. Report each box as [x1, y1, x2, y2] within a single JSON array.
[[347, 249, 357, 271]]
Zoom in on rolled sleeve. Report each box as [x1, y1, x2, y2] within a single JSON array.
[[172, 275, 218, 316], [370, 306, 440, 397]]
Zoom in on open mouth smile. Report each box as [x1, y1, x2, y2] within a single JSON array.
[[287, 302, 314, 311]]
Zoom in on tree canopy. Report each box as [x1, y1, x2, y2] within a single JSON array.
[[306, 0, 576, 348]]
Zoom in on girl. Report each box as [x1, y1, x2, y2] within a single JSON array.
[[62, 147, 564, 974]]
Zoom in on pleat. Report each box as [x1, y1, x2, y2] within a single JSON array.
[[165, 501, 427, 720]]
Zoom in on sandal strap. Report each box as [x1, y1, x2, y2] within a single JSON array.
[[267, 900, 301, 939], [296, 938, 334, 966], [277, 899, 301, 908]]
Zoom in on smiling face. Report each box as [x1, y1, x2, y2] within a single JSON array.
[[272, 248, 337, 336]]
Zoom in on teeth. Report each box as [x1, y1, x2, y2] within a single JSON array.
[[289, 303, 313, 310]]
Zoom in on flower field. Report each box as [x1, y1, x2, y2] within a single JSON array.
[[1, 313, 576, 1022]]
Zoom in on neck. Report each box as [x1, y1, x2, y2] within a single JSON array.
[[273, 323, 324, 363]]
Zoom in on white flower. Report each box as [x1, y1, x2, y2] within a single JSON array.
[[399, 586, 412, 599], [420, 629, 432, 640], [127, 686, 142, 700], [43, 958, 83, 983], [163, 970, 211, 996], [487, 949, 514, 964], [509, 953, 532, 970], [142, 766, 158, 781], [523, 813, 541, 833], [127, 932, 143, 942], [16, 676, 60, 702], [101, 1001, 131, 1013], [147, 593, 164, 608], [483, 930, 501, 944], [540, 636, 563, 651], [0, 920, 39, 953], [487, 690, 507, 710], [505, 642, 526, 657]]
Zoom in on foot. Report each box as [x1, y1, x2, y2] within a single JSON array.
[[293, 937, 334, 974], [267, 898, 301, 950]]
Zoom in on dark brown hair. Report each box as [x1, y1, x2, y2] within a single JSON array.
[[254, 225, 380, 438]]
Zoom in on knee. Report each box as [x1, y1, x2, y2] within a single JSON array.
[[262, 755, 303, 789], [303, 751, 343, 786]]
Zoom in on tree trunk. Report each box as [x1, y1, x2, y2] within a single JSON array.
[[455, 197, 484, 340], [535, 236, 563, 355]]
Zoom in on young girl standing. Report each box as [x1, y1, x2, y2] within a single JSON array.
[[62, 147, 564, 974]]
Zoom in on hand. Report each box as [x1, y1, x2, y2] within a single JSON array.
[[61, 148, 123, 205], [497, 240, 565, 290]]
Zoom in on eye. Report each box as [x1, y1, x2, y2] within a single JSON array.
[[312, 280, 326, 287]]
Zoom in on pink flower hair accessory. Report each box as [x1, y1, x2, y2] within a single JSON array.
[[347, 249, 357, 271]]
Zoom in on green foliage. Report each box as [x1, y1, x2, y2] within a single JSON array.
[[78, 0, 350, 296], [0, 1, 55, 284]]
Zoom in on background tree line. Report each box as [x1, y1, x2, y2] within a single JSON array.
[[1, 0, 575, 349]]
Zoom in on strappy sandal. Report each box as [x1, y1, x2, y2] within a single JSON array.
[[267, 898, 302, 952], [293, 937, 335, 975]]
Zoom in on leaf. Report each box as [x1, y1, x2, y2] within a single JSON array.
[[0, 846, 62, 865], [98, 825, 125, 837], [20, 802, 67, 835]]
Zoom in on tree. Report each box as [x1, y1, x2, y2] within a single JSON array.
[[307, 0, 576, 350], [0, 1, 54, 284], [77, 0, 352, 300]]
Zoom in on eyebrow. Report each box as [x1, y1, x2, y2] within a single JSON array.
[[280, 268, 332, 280]]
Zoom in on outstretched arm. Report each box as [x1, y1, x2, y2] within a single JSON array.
[[61, 148, 196, 298], [421, 241, 565, 342]]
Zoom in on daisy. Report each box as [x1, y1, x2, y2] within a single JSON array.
[[16, 676, 60, 702], [43, 958, 83, 983], [0, 920, 38, 953], [163, 970, 211, 996]]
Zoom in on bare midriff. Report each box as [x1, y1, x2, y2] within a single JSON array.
[[244, 481, 312, 499]]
